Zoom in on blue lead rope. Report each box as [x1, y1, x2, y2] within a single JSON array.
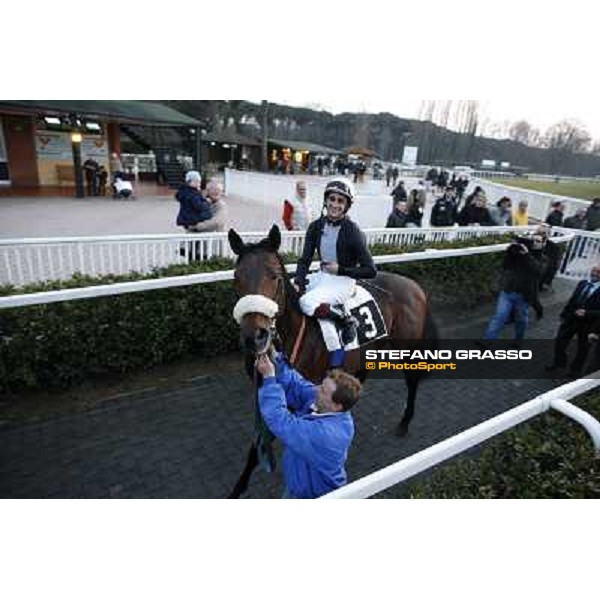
[[254, 370, 276, 473]]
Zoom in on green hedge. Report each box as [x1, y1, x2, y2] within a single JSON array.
[[0, 236, 508, 393], [395, 393, 600, 499]]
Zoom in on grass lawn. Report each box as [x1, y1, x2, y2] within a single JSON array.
[[490, 178, 600, 200]]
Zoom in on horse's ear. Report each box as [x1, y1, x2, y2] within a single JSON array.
[[228, 229, 245, 256], [267, 224, 281, 252]]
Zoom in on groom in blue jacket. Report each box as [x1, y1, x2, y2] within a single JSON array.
[[255, 353, 362, 499]]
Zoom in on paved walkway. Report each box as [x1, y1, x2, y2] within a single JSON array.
[[0, 280, 583, 499], [0, 176, 433, 238]]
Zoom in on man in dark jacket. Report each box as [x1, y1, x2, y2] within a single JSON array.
[[585, 197, 600, 231], [546, 265, 600, 377], [545, 201, 565, 227], [256, 352, 361, 499], [175, 171, 212, 230], [536, 223, 562, 290], [563, 208, 587, 230], [294, 178, 376, 367], [483, 235, 545, 340], [458, 194, 495, 226], [390, 180, 408, 210], [386, 201, 410, 228], [430, 188, 457, 227]]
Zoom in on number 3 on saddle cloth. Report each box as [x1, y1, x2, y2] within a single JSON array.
[[319, 286, 388, 351]]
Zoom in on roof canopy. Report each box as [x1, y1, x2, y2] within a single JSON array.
[[269, 138, 341, 155], [344, 146, 376, 157], [0, 100, 200, 127], [203, 130, 261, 146]]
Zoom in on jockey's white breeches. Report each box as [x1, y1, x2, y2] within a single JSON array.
[[299, 271, 356, 316]]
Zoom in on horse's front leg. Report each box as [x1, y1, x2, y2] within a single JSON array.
[[228, 443, 259, 499]]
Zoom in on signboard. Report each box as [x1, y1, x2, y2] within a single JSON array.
[[402, 145, 419, 166], [81, 136, 108, 160], [35, 130, 71, 160], [481, 159, 496, 169]]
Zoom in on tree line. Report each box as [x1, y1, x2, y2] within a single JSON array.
[[158, 100, 600, 177]]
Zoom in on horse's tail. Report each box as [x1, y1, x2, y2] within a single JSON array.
[[423, 307, 439, 347]]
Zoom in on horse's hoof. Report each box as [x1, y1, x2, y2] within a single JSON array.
[[396, 423, 410, 437]]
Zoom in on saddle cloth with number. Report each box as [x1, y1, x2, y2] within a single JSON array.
[[318, 285, 388, 351]]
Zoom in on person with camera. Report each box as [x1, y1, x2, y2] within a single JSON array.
[[483, 234, 545, 341]]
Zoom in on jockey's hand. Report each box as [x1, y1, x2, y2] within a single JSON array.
[[293, 279, 308, 295], [322, 261, 339, 275], [256, 354, 275, 378]]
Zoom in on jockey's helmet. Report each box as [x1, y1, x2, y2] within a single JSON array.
[[324, 178, 355, 211]]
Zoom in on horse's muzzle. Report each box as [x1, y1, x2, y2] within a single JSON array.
[[242, 327, 271, 355]]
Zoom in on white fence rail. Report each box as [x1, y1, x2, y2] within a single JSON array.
[[0, 241, 534, 309], [321, 376, 600, 499], [556, 228, 600, 280], [0, 226, 538, 287]]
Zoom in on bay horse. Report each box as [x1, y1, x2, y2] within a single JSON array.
[[228, 224, 438, 497]]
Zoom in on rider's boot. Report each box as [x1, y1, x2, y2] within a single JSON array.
[[314, 303, 359, 346]]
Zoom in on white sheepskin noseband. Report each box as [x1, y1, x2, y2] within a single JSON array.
[[233, 295, 279, 324]]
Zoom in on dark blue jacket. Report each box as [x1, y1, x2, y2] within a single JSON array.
[[294, 216, 377, 286], [259, 353, 354, 499], [175, 185, 212, 227]]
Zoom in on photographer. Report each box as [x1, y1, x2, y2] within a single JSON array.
[[483, 234, 545, 341]]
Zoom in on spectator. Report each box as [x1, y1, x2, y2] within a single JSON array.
[[513, 200, 530, 226], [385, 165, 393, 187], [82, 158, 100, 196], [536, 223, 562, 291], [563, 208, 588, 260], [546, 265, 600, 377], [294, 178, 376, 368], [489, 197, 513, 226], [545, 201, 565, 227], [585, 197, 600, 231], [464, 186, 484, 209], [282, 180, 312, 231], [430, 188, 457, 227], [455, 175, 469, 204], [391, 165, 399, 187], [175, 171, 212, 231], [186, 180, 228, 232], [458, 193, 494, 226], [390, 180, 408, 210], [97, 165, 108, 197], [256, 352, 362, 499], [109, 152, 124, 181], [407, 189, 424, 227], [358, 161, 367, 184], [386, 201, 410, 228], [563, 208, 587, 230], [483, 234, 545, 341]]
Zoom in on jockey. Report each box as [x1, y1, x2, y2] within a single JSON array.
[[294, 178, 377, 368]]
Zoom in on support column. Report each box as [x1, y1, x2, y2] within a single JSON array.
[[106, 121, 121, 155]]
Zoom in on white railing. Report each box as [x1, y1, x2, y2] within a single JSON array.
[[556, 228, 600, 280], [1, 237, 573, 310], [0, 226, 540, 287], [525, 173, 600, 184], [471, 170, 516, 180], [321, 376, 600, 499]]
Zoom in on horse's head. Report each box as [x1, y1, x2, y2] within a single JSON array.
[[229, 225, 287, 355]]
